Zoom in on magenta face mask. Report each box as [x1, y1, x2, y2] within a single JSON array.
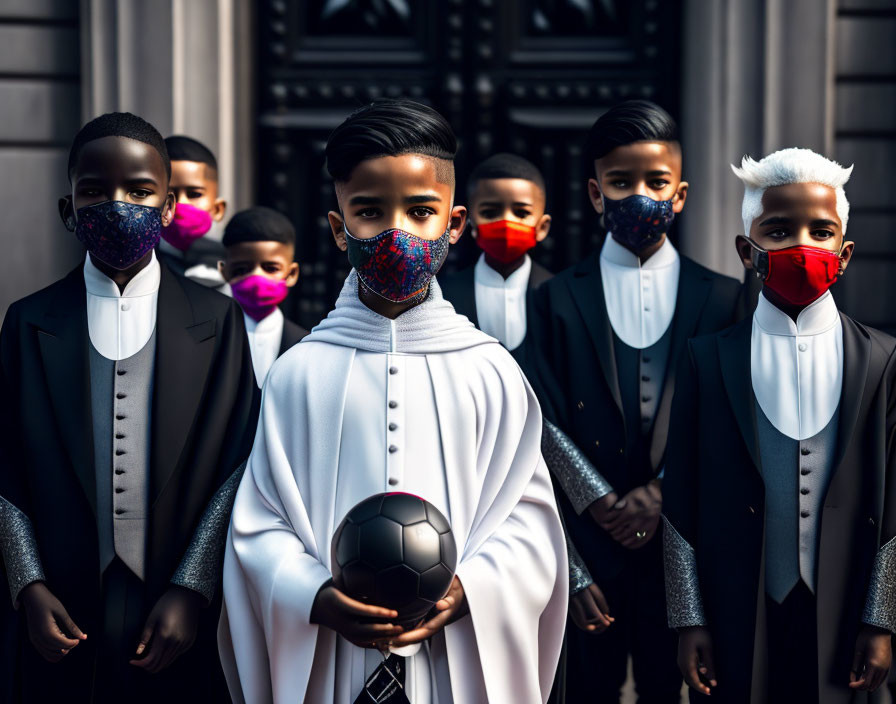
[[230, 275, 289, 322], [161, 202, 213, 251]]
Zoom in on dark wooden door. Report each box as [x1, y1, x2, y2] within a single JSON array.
[[257, 0, 682, 328]]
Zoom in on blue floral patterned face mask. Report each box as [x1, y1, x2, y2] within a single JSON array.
[[72, 200, 163, 270], [603, 194, 675, 251], [344, 221, 451, 303]]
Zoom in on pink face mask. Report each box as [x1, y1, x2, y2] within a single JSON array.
[[230, 275, 289, 322], [161, 202, 213, 251]]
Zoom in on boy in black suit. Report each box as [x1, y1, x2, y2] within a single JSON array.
[[440, 153, 552, 351], [664, 147, 894, 702], [219, 206, 307, 386], [525, 100, 741, 703], [0, 112, 258, 703], [158, 135, 228, 289]]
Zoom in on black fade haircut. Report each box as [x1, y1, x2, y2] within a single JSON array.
[[585, 99, 679, 164], [325, 99, 457, 185], [68, 112, 170, 181], [467, 152, 546, 201], [223, 207, 295, 248], [165, 135, 218, 180]]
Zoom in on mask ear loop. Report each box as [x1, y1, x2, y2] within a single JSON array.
[[835, 239, 847, 277], [736, 235, 769, 280]]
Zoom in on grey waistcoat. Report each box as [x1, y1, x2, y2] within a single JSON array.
[[89, 332, 156, 580], [756, 400, 839, 603], [614, 325, 672, 468]]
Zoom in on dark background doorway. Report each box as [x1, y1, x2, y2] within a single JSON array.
[[256, 0, 682, 329]]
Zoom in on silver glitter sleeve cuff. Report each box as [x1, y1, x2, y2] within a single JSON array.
[[0, 495, 46, 606], [567, 533, 593, 595], [662, 516, 706, 629], [862, 536, 896, 633], [170, 460, 247, 604], [541, 419, 613, 514]]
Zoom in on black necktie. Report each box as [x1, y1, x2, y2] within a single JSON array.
[[354, 653, 410, 704]]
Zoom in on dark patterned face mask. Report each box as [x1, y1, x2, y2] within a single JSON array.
[[72, 200, 163, 270], [344, 221, 451, 303], [603, 194, 676, 251]]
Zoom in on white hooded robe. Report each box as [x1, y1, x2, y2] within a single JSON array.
[[218, 273, 566, 703]]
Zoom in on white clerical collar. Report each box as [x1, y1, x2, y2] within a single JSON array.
[[753, 290, 839, 338], [83, 253, 160, 360], [83, 251, 161, 299], [306, 271, 494, 354], [474, 253, 531, 291], [599, 234, 680, 349], [751, 290, 843, 440], [244, 305, 284, 334], [600, 233, 679, 271]]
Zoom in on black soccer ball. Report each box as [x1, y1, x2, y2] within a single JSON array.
[[331, 492, 457, 626]]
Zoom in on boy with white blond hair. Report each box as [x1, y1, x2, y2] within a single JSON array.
[[662, 147, 896, 703]]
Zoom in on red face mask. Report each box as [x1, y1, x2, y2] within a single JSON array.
[[740, 236, 843, 306], [474, 220, 538, 264]]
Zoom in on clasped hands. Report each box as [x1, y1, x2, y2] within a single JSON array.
[[588, 480, 662, 549], [310, 576, 468, 650]]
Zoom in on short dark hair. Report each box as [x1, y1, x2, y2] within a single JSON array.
[[325, 99, 457, 183], [164, 135, 218, 179], [585, 100, 679, 163], [467, 153, 545, 200], [223, 206, 295, 248], [68, 112, 170, 180]]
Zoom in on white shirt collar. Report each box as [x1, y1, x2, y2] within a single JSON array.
[[599, 235, 680, 349], [753, 290, 839, 338], [245, 307, 284, 386], [244, 305, 284, 334], [473, 253, 531, 291], [600, 233, 679, 271], [472, 254, 531, 350], [83, 251, 161, 299], [751, 291, 843, 440], [83, 253, 160, 360]]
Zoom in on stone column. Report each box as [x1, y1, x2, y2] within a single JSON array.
[[79, 0, 255, 217], [679, 0, 836, 276]]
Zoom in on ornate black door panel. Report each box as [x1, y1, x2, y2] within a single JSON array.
[[257, 0, 681, 328]]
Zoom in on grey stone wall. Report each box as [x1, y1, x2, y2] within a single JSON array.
[[0, 0, 85, 317]]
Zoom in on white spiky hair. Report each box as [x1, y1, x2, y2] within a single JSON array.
[[731, 147, 853, 235]]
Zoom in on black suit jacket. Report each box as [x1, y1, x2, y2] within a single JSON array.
[[663, 315, 896, 701], [0, 262, 259, 702], [439, 257, 553, 329], [522, 249, 741, 581], [278, 317, 309, 356]]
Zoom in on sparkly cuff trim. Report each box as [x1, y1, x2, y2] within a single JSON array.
[[171, 461, 247, 604], [0, 496, 45, 606], [541, 419, 613, 514], [566, 534, 593, 595], [662, 516, 706, 629], [862, 536, 896, 633]]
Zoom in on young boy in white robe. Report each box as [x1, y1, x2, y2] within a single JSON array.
[[218, 99, 567, 704]]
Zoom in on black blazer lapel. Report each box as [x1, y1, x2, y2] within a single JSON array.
[[567, 252, 624, 416], [528, 260, 553, 290], [278, 318, 308, 356], [36, 268, 96, 515], [150, 267, 217, 505], [649, 258, 714, 468], [833, 314, 871, 470], [718, 319, 762, 470]]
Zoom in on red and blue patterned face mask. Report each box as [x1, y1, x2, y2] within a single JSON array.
[[345, 221, 451, 303], [72, 200, 163, 270]]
